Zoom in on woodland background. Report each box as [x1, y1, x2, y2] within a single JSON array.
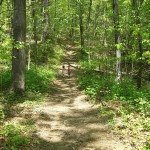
[[0, 0, 150, 149]]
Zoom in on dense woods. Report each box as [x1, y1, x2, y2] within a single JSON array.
[[0, 0, 150, 149]]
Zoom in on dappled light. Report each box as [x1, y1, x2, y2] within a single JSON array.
[[1, 0, 150, 149], [1, 38, 149, 149], [1, 45, 132, 150]]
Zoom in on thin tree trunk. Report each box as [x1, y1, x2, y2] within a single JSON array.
[[12, 0, 26, 95], [27, 0, 31, 70], [55, 0, 57, 18], [86, 0, 92, 65], [32, 4, 38, 68], [70, 16, 74, 38], [53, 0, 57, 34], [137, 34, 143, 89], [102, 6, 107, 46], [42, 0, 49, 41], [93, 4, 100, 44], [41, 0, 49, 63], [68, 1, 74, 38], [27, 36, 31, 70], [79, 1, 84, 50], [113, 0, 121, 81], [132, 0, 144, 89], [7, 0, 13, 37]]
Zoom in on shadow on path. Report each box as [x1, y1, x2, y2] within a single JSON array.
[[21, 42, 132, 150]]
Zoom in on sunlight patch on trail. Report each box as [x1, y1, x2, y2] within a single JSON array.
[[73, 95, 93, 110], [33, 105, 72, 117]]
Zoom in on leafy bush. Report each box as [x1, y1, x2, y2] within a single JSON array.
[[77, 67, 150, 149], [141, 146, 150, 150], [0, 124, 31, 149], [26, 66, 56, 93], [78, 70, 150, 115], [8, 135, 30, 147], [144, 118, 150, 131], [0, 66, 56, 93], [0, 69, 11, 90]]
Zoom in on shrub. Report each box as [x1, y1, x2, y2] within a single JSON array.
[[26, 66, 56, 93], [0, 124, 31, 149]]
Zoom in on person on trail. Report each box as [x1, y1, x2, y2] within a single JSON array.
[[67, 64, 71, 77], [62, 64, 65, 77]]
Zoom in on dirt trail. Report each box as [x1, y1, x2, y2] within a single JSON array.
[[25, 43, 132, 150]]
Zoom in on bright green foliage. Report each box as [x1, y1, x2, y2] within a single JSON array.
[[77, 65, 150, 148], [78, 70, 150, 115], [26, 66, 56, 93], [0, 0, 150, 148], [0, 124, 31, 149], [0, 66, 56, 93], [0, 66, 56, 105], [142, 51, 150, 64], [0, 0, 13, 64], [143, 118, 150, 131], [141, 145, 150, 150], [0, 29, 12, 64]]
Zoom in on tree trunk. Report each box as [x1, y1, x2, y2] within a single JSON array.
[[69, 16, 74, 38], [27, 0, 31, 70], [137, 34, 143, 89], [86, 0, 92, 65], [27, 36, 31, 70], [12, 0, 26, 95], [42, 0, 49, 41], [93, 4, 100, 42], [41, 0, 49, 63], [113, 0, 121, 81], [32, 3, 38, 68], [79, 1, 84, 49], [102, 5, 107, 46], [132, 0, 144, 89]]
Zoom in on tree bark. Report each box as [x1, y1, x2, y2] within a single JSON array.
[[27, 0, 31, 70], [113, 0, 121, 81], [42, 0, 49, 41], [41, 0, 49, 63], [12, 0, 26, 95], [86, 0, 92, 65], [32, 2, 38, 68], [79, 1, 84, 49], [137, 34, 143, 89], [132, 0, 144, 89]]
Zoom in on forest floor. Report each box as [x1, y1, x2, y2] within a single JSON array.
[[2, 43, 134, 150]]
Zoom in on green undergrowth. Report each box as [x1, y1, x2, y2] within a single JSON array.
[[77, 68, 150, 150], [0, 122, 35, 150], [0, 66, 55, 101], [0, 43, 65, 149], [26, 66, 56, 93], [0, 71, 49, 149], [0, 66, 55, 149]]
